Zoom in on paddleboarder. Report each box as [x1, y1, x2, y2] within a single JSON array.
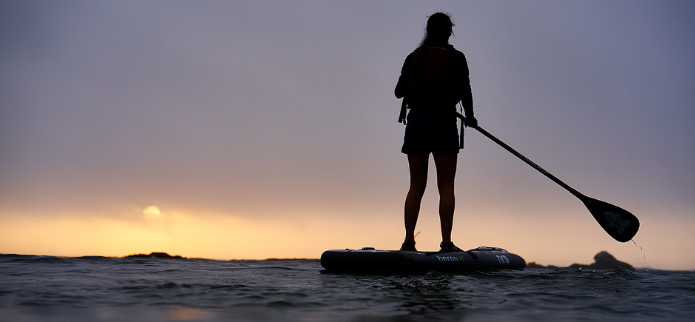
[[395, 12, 477, 252]]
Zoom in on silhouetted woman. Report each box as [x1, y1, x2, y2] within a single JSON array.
[[395, 12, 476, 252]]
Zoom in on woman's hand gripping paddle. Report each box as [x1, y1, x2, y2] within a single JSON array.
[[458, 114, 640, 242]]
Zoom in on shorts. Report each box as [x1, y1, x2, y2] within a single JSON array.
[[401, 111, 460, 156]]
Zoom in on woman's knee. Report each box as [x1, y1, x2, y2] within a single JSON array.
[[408, 183, 427, 197], [437, 185, 455, 199]]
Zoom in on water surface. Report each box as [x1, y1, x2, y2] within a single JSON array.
[[1, 254, 692, 321]]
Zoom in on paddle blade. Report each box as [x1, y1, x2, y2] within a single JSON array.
[[582, 197, 640, 242]]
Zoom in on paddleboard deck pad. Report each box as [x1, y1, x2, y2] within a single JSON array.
[[321, 246, 525, 273]]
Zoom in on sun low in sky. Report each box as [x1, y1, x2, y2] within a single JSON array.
[[143, 206, 161, 219]]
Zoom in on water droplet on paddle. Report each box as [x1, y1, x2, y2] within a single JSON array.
[[631, 239, 643, 251], [631, 239, 651, 270]]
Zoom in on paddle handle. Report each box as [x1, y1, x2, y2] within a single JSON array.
[[456, 113, 585, 200]]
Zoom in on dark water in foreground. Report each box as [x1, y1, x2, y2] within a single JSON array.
[[1, 254, 693, 322]]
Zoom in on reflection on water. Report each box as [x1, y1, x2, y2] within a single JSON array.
[[169, 307, 211, 321], [394, 272, 465, 315]]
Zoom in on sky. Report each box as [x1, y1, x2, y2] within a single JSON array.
[[1, 1, 694, 270]]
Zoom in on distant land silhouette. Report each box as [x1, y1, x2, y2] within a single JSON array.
[[528, 251, 633, 270], [124, 251, 633, 270], [124, 252, 185, 259]]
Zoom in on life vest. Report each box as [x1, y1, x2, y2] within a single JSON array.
[[403, 47, 459, 108], [397, 46, 466, 148]]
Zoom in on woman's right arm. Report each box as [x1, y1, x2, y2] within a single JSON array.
[[395, 55, 411, 99], [456, 52, 474, 119]]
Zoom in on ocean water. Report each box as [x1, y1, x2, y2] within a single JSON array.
[[1, 254, 693, 322]]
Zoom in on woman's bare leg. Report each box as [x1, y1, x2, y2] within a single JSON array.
[[404, 154, 429, 244], [433, 154, 457, 243]]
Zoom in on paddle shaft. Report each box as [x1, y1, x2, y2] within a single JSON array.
[[456, 113, 586, 201], [455, 113, 640, 242]]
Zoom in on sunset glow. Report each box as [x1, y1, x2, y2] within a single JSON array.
[[1, 1, 693, 270], [143, 205, 161, 218]]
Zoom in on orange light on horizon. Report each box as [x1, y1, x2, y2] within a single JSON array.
[[0, 207, 693, 270]]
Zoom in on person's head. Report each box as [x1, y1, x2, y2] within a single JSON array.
[[420, 12, 454, 47]]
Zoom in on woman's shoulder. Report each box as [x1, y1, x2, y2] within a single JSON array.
[[404, 45, 466, 65], [408, 47, 424, 56], [447, 46, 467, 64], [446, 45, 464, 56], [417, 44, 464, 56]]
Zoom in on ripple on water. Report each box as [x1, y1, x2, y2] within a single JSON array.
[[1, 256, 693, 322]]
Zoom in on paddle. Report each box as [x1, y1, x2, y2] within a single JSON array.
[[457, 114, 640, 242]]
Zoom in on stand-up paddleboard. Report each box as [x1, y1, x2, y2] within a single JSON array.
[[321, 246, 525, 274]]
